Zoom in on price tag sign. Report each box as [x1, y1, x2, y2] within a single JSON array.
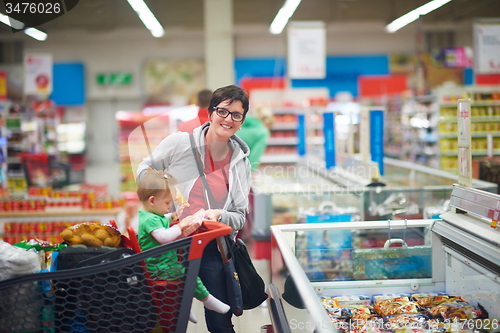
[[457, 99, 472, 187]]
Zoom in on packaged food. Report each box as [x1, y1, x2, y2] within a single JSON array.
[[333, 295, 372, 307], [384, 314, 430, 328], [326, 307, 353, 319], [413, 295, 452, 307], [373, 297, 424, 317], [429, 302, 469, 317], [372, 294, 412, 302], [321, 298, 340, 308], [348, 305, 378, 320]]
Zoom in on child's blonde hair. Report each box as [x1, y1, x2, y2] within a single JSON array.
[[136, 170, 171, 202]]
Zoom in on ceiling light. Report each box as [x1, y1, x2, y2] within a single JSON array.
[[270, 0, 302, 34], [24, 28, 47, 41], [0, 13, 24, 30], [386, 0, 453, 33], [1, 13, 48, 41], [127, 0, 165, 37]]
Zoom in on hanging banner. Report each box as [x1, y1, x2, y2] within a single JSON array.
[[369, 109, 384, 176], [24, 53, 53, 95], [457, 99, 472, 187], [474, 21, 500, 73], [323, 112, 336, 169], [287, 21, 326, 79]]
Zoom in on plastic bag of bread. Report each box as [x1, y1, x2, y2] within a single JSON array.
[[60, 223, 121, 247]]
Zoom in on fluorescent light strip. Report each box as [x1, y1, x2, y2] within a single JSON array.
[[0, 13, 24, 30], [127, 0, 165, 37], [269, 0, 302, 34], [386, 0, 453, 33], [0, 13, 48, 41], [24, 28, 47, 41]]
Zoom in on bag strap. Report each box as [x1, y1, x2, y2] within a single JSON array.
[[190, 133, 228, 264], [189, 133, 217, 208]]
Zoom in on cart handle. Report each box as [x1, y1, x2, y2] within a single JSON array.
[[384, 238, 408, 249], [188, 221, 232, 261]]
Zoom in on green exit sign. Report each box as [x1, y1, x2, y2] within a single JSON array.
[[96, 73, 133, 86]]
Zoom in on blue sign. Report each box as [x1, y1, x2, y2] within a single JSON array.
[[297, 114, 306, 156], [370, 110, 384, 175], [323, 112, 336, 169]]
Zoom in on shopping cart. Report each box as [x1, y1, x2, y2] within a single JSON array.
[[0, 221, 231, 333]]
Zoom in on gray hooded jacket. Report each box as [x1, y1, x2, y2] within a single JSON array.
[[137, 122, 252, 239]]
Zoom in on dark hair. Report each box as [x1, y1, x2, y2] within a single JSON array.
[[136, 170, 171, 202], [208, 85, 249, 118], [197, 89, 212, 108]]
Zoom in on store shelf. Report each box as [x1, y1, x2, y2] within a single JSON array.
[[440, 131, 500, 139], [272, 123, 297, 130], [0, 208, 122, 218], [260, 154, 299, 164], [267, 137, 298, 145], [440, 101, 500, 107], [440, 149, 500, 156], [440, 115, 500, 123], [436, 86, 500, 171]]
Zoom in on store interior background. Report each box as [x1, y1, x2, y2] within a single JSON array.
[[0, 0, 499, 216], [0, 1, 500, 332]]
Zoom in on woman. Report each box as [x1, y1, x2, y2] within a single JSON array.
[[137, 84, 251, 332]]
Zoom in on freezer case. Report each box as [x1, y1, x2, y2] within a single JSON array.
[[268, 185, 500, 333]]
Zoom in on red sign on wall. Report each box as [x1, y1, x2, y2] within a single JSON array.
[[358, 75, 408, 97]]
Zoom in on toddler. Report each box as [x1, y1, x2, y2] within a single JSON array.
[[136, 170, 230, 323]]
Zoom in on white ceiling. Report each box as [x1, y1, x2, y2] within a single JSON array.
[[1, 0, 500, 34]]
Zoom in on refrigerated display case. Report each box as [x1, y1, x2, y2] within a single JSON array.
[[267, 185, 500, 333], [251, 156, 496, 241]]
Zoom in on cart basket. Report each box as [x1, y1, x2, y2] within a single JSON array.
[[0, 221, 232, 333]]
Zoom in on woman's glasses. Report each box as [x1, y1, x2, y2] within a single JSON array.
[[213, 107, 244, 122]]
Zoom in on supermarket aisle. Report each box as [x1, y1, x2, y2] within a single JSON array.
[[187, 259, 272, 333]]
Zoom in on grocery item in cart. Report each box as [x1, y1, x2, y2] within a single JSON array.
[[60, 222, 121, 247], [0, 239, 41, 280], [0, 240, 44, 332]]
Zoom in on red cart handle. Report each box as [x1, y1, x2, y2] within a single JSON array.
[[188, 221, 232, 261]]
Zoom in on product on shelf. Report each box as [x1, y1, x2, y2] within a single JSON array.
[[0, 186, 126, 245]]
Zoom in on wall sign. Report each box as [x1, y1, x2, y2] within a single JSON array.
[[287, 21, 326, 79], [474, 22, 500, 73], [24, 53, 53, 96], [96, 72, 132, 86]]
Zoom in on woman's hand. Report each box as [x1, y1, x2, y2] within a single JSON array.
[[204, 209, 221, 222]]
